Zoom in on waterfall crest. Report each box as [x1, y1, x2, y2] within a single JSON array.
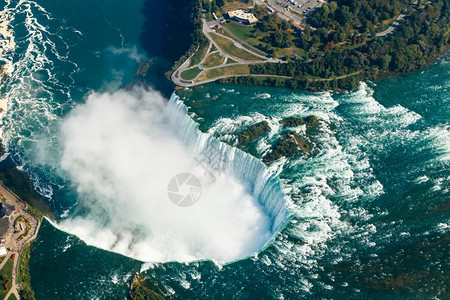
[[166, 93, 293, 241]]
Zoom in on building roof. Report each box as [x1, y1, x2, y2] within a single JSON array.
[[0, 202, 14, 218], [0, 246, 6, 257], [227, 10, 258, 24], [0, 218, 9, 238]]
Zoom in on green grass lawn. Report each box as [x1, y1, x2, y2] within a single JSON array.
[[209, 33, 261, 61], [7, 293, 18, 300], [225, 22, 255, 41], [180, 67, 202, 81], [189, 43, 209, 67], [222, 27, 267, 56], [0, 258, 14, 298], [198, 64, 250, 81], [203, 52, 225, 68]]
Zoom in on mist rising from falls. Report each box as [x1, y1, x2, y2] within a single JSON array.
[[57, 88, 292, 263]]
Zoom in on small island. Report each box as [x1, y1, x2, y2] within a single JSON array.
[[160, 0, 448, 91]]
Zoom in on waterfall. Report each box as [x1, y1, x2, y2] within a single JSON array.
[[56, 89, 294, 262], [165, 93, 294, 242]]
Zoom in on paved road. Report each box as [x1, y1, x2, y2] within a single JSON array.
[[376, 11, 407, 37], [376, 1, 425, 37], [174, 73, 293, 87], [202, 19, 268, 62], [172, 18, 272, 86], [218, 21, 268, 56]]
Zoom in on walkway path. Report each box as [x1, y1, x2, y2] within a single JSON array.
[[173, 69, 362, 87]]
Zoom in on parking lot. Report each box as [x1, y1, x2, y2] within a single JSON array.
[[267, 0, 324, 17]]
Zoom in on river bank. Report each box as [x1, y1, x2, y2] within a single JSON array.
[[0, 180, 42, 300], [0, 144, 56, 300], [161, 0, 449, 92]]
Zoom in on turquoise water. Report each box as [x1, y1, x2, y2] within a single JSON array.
[[0, 0, 448, 298], [168, 59, 449, 298]]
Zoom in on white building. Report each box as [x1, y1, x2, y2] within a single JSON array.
[[227, 10, 258, 25]]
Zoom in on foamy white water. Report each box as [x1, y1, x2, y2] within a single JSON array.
[[56, 88, 292, 263]]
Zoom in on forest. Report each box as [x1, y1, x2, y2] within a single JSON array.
[[251, 0, 449, 90], [162, 0, 449, 91], [205, 0, 449, 90]]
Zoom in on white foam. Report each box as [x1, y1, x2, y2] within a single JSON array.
[[55, 88, 287, 263]]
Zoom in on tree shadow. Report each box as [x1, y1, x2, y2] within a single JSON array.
[[139, 0, 166, 57], [139, 0, 196, 62]]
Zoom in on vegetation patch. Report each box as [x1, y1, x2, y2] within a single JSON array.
[[280, 115, 318, 127], [209, 33, 261, 61], [18, 242, 35, 300], [254, 14, 296, 56], [225, 22, 255, 41], [263, 132, 312, 163], [203, 52, 225, 68], [237, 121, 270, 144], [189, 42, 210, 67], [7, 293, 18, 300], [181, 67, 203, 80], [17, 223, 31, 241], [129, 275, 166, 300]]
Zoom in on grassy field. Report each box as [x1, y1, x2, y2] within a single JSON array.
[[0, 258, 13, 298], [7, 294, 18, 300], [198, 64, 250, 81], [180, 67, 202, 80], [189, 43, 209, 67], [225, 22, 255, 41], [7, 293, 18, 300], [218, 28, 267, 56], [203, 52, 225, 68], [209, 33, 261, 61]]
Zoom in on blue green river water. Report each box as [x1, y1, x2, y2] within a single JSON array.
[[0, 0, 448, 299]]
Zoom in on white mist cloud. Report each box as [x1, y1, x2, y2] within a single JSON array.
[[57, 87, 273, 263]]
